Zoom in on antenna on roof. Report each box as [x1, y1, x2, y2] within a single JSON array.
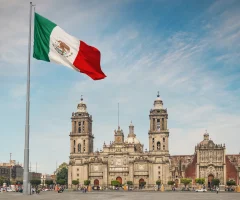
[[118, 103, 119, 127]]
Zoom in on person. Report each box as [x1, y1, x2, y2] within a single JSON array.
[[216, 187, 219, 194]]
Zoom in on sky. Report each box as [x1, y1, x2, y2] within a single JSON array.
[[0, 0, 240, 174]]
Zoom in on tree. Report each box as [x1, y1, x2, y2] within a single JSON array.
[[227, 180, 236, 186], [111, 180, 120, 187], [57, 179, 66, 185], [0, 177, 5, 186], [0, 176, 8, 186], [55, 162, 68, 174], [45, 180, 54, 187], [30, 179, 41, 186], [127, 181, 133, 185], [16, 180, 23, 185], [56, 166, 68, 185], [195, 178, 205, 185], [212, 179, 220, 186], [72, 180, 79, 189], [168, 181, 175, 186], [84, 180, 91, 186], [156, 180, 161, 185], [180, 178, 192, 187]]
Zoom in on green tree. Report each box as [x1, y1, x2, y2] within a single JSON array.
[[55, 162, 68, 174], [0, 176, 8, 186], [168, 181, 175, 186], [212, 179, 220, 186], [156, 180, 161, 185], [84, 180, 91, 186], [16, 180, 23, 185], [30, 179, 41, 186], [56, 165, 68, 185], [72, 180, 79, 189], [195, 178, 205, 185], [111, 180, 120, 187], [227, 180, 236, 186], [45, 180, 54, 186], [180, 178, 192, 187], [127, 181, 133, 185], [57, 179, 66, 185]]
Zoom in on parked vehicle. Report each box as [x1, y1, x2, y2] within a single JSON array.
[[196, 188, 207, 192]]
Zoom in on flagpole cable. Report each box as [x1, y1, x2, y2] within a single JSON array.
[[23, 1, 33, 195]]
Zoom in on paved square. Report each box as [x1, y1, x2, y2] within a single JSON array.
[[0, 191, 240, 200]]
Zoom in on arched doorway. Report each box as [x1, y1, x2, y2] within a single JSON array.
[[208, 174, 214, 188], [139, 178, 145, 189], [94, 179, 99, 186], [116, 177, 122, 185]]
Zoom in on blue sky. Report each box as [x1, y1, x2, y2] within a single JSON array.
[[0, 0, 240, 174]]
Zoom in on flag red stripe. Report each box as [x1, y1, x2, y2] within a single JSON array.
[[73, 41, 106, 80]]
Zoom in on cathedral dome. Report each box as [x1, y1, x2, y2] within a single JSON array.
[[199, 131, 215, 146], [125, 136, 140, 144], [125, 121, 140, 144]]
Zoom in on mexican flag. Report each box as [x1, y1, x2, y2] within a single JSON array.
[[33, 13, 106, 80]]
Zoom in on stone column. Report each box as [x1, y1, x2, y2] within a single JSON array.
[[68, 165, 72, 189], [196, 150, 200, 178], [164, 117, 167, 130], [150, 117, 153, 130]]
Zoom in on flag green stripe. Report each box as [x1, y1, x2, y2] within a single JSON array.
[[33, 13, 57, 62]]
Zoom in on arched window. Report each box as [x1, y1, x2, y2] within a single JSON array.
[[157, 142, 161, 150], [163, 137, 165, 142], [157, 119, 160, 131], [78, 143, 81, 153], [74, 148, 75, 153], [78, 127, 81, 133], [83, 140, 85, 145], [74, 140, 75, 146], [163, 145, 165, 150], [152, 145, 154, 150], [162, 118, 164, 130]]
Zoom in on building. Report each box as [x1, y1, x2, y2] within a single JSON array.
[[68, 94, 240, 188], [68, 94, 170, 187], [41, 174, 52, 185], [170, 133, 240, 186], [29, 172, 42, 180], [0, 160, 23, 182]]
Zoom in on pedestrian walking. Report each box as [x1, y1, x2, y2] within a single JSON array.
[[216, 187, 219, 194]]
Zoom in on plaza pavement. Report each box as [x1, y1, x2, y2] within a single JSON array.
[[0, 191, 239, 200]]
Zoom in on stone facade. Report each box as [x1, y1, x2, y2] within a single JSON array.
[[169, 133, 240, 186], [68, 94, 240, 188], [68, 93, 170, 188]]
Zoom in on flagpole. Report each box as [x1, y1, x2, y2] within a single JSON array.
[[23, 1, 33, 195]]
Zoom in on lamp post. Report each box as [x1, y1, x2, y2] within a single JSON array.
[[9, 153, 12, 185]]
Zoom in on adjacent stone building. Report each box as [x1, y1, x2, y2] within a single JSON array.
[[68, 94, 240, 188]]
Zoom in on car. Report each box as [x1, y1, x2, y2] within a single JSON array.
[[196, 188, 207, 192], [92, 186, 100, 190], [7, 188, 14, 192]]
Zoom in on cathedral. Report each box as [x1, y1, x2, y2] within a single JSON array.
[[68, 94, 240, 188]]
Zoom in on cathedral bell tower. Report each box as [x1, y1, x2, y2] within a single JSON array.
[[148, 92, 169, 153], [70, 96, 94, 154], [114, 126, 124, 144]]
